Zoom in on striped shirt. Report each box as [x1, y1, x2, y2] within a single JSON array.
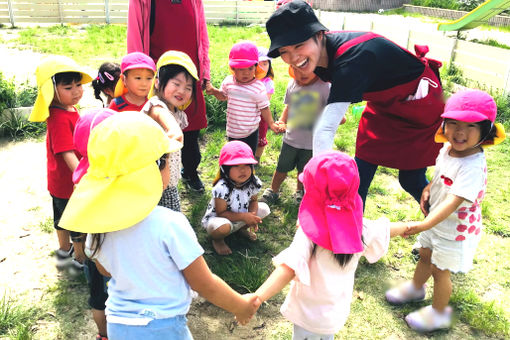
[[221, 75, 270, 138]]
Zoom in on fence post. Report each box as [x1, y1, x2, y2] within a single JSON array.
[[235, 1, 239, 25], [57, 0, 64, 24], [504, 66, 510, 94], [105, 0, 110, 24], [449, 32, 460, 68], [7, 0, 15, 27]]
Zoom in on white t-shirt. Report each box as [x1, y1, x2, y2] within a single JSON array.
[[220, 75, 270, 138], [86, 206, 204, 325], [275, 218, 390, 334], [201, 177, 262, 228], [429, 143, 487, 241]]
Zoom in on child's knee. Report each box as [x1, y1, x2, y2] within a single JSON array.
[[431, 264, 450, 278], [209, 223, 231, 238], [419, 247, 432, 263]]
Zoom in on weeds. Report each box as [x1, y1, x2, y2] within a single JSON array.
[[0, 109, 46, 140], [0, 294, 38, 338], [38, 217, 54, 234]]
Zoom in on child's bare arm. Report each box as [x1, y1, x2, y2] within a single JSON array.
[[148, 106, 184, 144], [215, 198, 262, 225], [94, 260, 112, 278], [60, 151, 79, 172], [261, 107, 284, 133], [255, 263, 295, 303], [278, 105, 289, 124], [183, 256, 261, 324], [405, 193, 465, 236], [205, 82, 227, 101]]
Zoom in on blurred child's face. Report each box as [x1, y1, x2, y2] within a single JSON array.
[[232, 65, 256, 84], [278, 33, 323, 77], [293, 66, 318, 86], [122, 68, 154, 98], [259, 60, 270, 76], [160, 72, 193, 110], [54, 80, 83, 108], [229, 164, 252, 185], [444, 119, 482, 156]]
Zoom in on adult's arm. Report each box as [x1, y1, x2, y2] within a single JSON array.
[[313, 102, 351, 155], [127, 0, 151, 54]]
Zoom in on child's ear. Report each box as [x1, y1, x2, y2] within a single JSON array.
[[120, 73, 126, 85], [103, 88, 114, 98], [154, 78, 160, 90]]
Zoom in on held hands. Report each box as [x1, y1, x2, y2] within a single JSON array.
[[234, 293, 261, 325], [403, 221, 426, 237], [270, 121, 286, 134]]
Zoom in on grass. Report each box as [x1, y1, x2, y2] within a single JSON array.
[[1, 23, 510, 339], [0, 294, 39, 339]]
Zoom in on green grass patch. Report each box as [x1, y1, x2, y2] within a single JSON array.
[[0, 294, 39, 338], [37, 217, 54, 234]]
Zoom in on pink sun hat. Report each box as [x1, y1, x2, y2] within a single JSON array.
[[219, 141, 258, 166], [298, 151, 364, 254], [229, 41, 259, 68], [441, 89, 497, 123], [73, 108, 116, 184]]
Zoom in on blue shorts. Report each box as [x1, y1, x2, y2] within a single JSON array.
[[107, 315, 193, 340]]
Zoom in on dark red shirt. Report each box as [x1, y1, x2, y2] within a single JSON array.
[[46, 106, 81, 198], [109, 95, 146, 112]]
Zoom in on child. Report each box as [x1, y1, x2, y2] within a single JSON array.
[[109, 52, 156, 112], [28, 55, 92, 269], [254, 151, 408, 339], [73, 108, 116, 340], [206, 41, 285, 154], [201, 141, 271, 255], [386, 90, 506, 332], [141, 50, 197, 212], [262, 65, 330, 205], [59, 113, 260, 338], [91, 62, 121, 107], [254, 47, 275, 163]]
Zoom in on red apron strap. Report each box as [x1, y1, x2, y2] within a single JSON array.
[[334, 32, 381, 58]]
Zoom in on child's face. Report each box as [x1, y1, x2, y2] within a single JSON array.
[[259, 60, 270, 76], [278, 34, 322, 77], [444, 119, 482, 156], [232, 65, 256, 84], [160, 72, 193, 110], [54, 80, 83, 108], [122, 68, 154, 98], [229, 164, 252, 185], [292, 66, 318, 86]]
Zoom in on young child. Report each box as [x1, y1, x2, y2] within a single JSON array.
[[254, 151, 408, 339], [28, 55, 92, 269], [206, 41, 285, 154], [59, 112, 260, 338], [254, 47, 275, 163], [142, 50, 197, 212], [201, 141, 271, 255], [109, 52, 156, 112], [262, 65, 330, 205], [91, 62, 121, 107], [386, 90, 506, 332], [72, 108, 116, 340]]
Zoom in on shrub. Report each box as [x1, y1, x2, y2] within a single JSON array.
[[0, 72, 16, 113]]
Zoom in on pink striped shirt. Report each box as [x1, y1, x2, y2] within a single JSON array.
[[220, 75, 270, 138]]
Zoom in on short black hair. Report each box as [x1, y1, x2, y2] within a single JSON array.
[[54, 72, 82, 85], [478, 120, 498, 144]]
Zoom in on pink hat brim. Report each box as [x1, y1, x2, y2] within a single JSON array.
[[73, 157, 89, 184], [441, 110, 490, 123], [222, 157, 258, 166], [123, 63, 156, 72], [229, 60, 257, 68], [298, 191, 364, 254]]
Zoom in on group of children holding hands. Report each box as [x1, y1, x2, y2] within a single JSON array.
[[28, 1, 506, 338]]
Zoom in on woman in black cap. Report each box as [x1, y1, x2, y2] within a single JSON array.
[[266, 0, 445, 208]]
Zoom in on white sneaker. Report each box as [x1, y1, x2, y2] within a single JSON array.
[[386, 281, 426, 305], [405, 305, 452, 332], [55, 245, 74, 269]]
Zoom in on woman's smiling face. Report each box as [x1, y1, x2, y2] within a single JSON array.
[[278, 33, 323, 77]]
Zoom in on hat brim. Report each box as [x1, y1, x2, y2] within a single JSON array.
[[114, 78, 129, 98], [222, 157, 258, 166], [441, 110, 489, 123], [229, 60, 258, 68], [267, 21, 328, 58], [73, 157, 89, 184], [59, 163, 163, 233], [298, 192, 364, 254]]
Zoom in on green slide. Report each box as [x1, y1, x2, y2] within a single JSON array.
[[437, 0, 510, 31]]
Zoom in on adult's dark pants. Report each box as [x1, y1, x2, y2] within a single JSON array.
[[182, 130, 202, 180], [355, 157, 428, 210]]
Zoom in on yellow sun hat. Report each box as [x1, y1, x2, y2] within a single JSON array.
[[29, 55, 93, 122], [148, 50, 198, 110], [59, 111, 182, 233]]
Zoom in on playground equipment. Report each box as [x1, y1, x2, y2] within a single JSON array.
[[438, 0, 510, 31]]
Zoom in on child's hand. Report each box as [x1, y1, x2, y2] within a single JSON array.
[[420, 185, 431, 216], [403, 221, 424, 237], [275, 120, 287, 133], [389, 222, 410, 238], [244, 212, 262, 226], [234, 293, 261, 325]]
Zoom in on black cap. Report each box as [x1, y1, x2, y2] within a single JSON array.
[[266, 0, 328, 58]]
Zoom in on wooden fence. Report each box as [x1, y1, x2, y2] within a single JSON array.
[[0, 0, 276, 25], [318, 11, 510, 93]]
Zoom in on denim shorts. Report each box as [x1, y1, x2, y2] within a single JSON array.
[[107, 315, 193, 340]]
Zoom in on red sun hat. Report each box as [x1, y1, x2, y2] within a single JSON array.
[[229, 41, 259, 68], [441, 89, 497, 123], [219, 141, 258, 166], [298, 151, 364, 254]]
